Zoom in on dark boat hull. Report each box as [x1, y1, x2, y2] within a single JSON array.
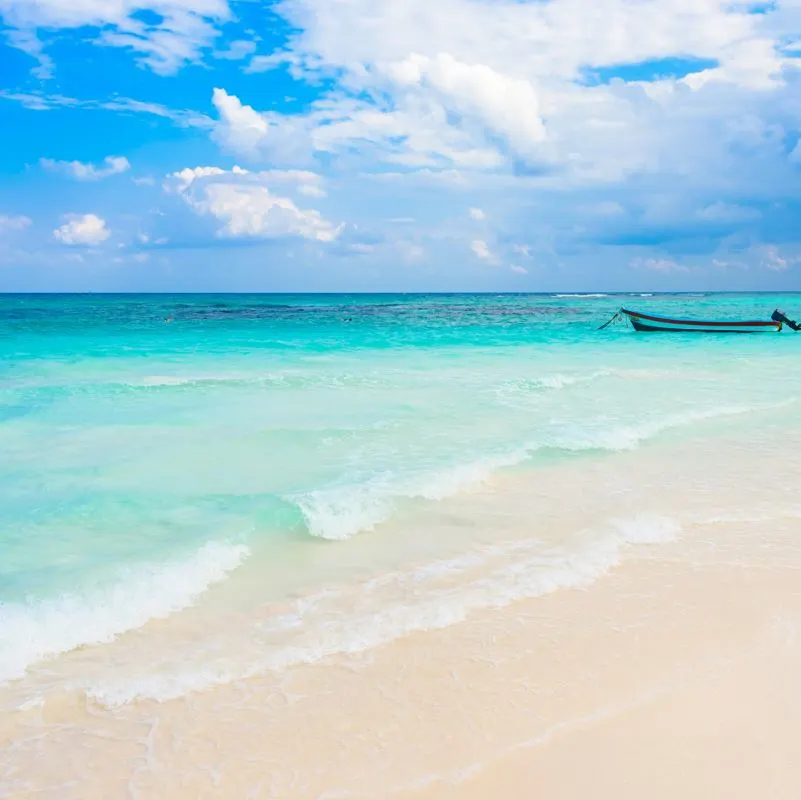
[[621, 308, 781, 333]]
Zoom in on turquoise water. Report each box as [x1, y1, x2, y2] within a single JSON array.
[[2, 292, 801, 688]]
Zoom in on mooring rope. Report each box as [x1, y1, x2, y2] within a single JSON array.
[[597, 308, 623, 330]]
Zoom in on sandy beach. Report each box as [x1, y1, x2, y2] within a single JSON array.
[[5, 504, 801, 798]]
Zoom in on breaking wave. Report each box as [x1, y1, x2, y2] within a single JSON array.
[[290, 404, 764, 541], [86, 514, 680, 706], [0, 541, 249, 684]]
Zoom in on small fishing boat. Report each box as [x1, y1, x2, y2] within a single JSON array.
[[599, 308, 800, 333]]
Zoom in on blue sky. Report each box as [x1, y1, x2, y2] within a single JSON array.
[[0, 0, 800, 292]]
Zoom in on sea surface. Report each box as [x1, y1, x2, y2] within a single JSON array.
[[2, 292, 801, 709]]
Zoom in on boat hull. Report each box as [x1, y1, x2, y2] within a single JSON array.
[[621, 309, 781, 333]]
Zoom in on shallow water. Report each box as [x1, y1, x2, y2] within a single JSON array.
[[2, 292, 800, 701]]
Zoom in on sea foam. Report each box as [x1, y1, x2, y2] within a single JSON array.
[[0, 541, 249, 684], [291, 404, 766, 541], [85, 514, 680, 706]]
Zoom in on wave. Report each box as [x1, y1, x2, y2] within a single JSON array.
[[0, 541, 249, 684], [554, 293, 609, 298], [289, 404, 767, 541], [121, 372, 402, 391], [291, 450, 529, 540], [87, 514, 680, 706], [495, 370, 610, 396], [550, 404, 760, 453]]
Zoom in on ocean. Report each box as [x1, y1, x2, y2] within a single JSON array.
[[3, 292, 801, 794]]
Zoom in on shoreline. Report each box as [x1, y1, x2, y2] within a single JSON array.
[[5, 519, 801, 798]]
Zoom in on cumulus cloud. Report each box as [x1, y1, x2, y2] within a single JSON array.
[[0, 214, 32, 233], [53, 214, 110, 246], [203, 0, 801, 198], [169, 165, 340, 242], [41, 155, 130, 181], [5, 0, 801, 288], [169, 165, 327, 198], [385, 52, 546, 157], [211, 88, 271, 157]]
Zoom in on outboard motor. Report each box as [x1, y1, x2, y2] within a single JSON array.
[[772, 309, 801, 331]]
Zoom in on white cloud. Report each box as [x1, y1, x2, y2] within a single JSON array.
[[470, 239, 493, 261], [349, 243, 375, 254], [403, 243, 426, 261], [468, 207, 486, 221], [212, 88, 271, 157], [0, 214, 32, 233], [169, 164, 245, 192], [169, 165, 340, 242], [210, 86, 506, 170], [711, 257, 746, 271], [53, 214, 110, 246], [41, 155, 130, 181], [759, 245, 798, 272], [384, 52, 546, 157], [629, 256, 689, 274], [169, 165, 327, 198], [254, 169, 328, 198], [0, 90, 212, 128], [276, 0, 789, 91], [510, 264, 528, 274], [5, 0, 801, 289], [97, 97, 213, 128], [695, 202, 760, 223], [203, 0, 801, 192], [214, 39, 256, 61], [0, 0, 231, 76], [196, 185, 340, 241]]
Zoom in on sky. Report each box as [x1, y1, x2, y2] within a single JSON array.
[[0, 0, 800, 292]]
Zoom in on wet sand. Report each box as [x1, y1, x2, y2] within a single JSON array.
[[5, 515, 801, 799]]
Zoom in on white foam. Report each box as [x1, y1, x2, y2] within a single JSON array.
[[554, 293, 609, 298], [137, 374, 265, 387], [609, 514, 682, 544], [292, 449, 529, 540], [293, 488, 392, 541], [292, 403, 774, 541], [554, 404, 763, 453], [87, 515, 681, 706], [139, 375, 200, 386], [0, 541, 249, 684], [530, 371, 611, 390]]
